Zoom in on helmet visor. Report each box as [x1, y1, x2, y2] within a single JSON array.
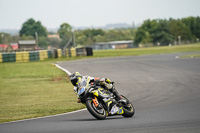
[[71, 78, 78, 86]]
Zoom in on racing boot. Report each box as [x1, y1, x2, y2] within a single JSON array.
[[111, 87, 128, 106], [111, 86, 122, 101]]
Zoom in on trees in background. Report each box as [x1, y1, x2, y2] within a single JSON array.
[[57, 23, 73, 48], [134, 19, 174, 46], [75, 28, 135, 46], [75, 29, 105, 46], [1, 16, 199, 49], [19, 18, 47, 48], [58, 23, 72, 40], [181, 16, 200, 39], [19, 18, 47, 37], [0, 33, 20, 44], [134, 16, 200, 47]]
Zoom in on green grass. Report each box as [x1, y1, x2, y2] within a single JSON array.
[[93, 43, 200, 57], [180, 53, 200, 58], [0, 62, 85, 123], [0, 43, 200, 123]]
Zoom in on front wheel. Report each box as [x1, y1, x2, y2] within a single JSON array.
[[86, 99, 106, 120], [120, 95, 135, 117]]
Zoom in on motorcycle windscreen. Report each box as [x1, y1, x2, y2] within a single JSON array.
[[78, 87, 85, 95]]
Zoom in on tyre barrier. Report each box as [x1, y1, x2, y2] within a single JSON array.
[[16, 52, 29, 62], [0, 48, 93, 63], [0, 53, 2, 62], [64, 47, 93, 57], [57, 49, 62, 58], [0, 50, 53, 63], [65, 48, 76, 57], [76, 47, 93, 56]]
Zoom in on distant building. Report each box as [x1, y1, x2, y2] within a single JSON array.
[[10, 43, 18, 50], [0, 44, 14, 51], [90, 40, 133, 50], [48, 34, 60, 40], [18, 40, 36, 51], [0, 44, 8, 50]]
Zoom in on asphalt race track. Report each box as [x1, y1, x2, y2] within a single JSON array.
[[1, 52, 200, 133]]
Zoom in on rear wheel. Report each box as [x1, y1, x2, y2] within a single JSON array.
[[120, 95, 135, 117], [86, 99, 106, 120]]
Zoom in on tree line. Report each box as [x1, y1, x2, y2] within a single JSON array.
[[0, 16, 199, 49], [134, 17, 200, 47]]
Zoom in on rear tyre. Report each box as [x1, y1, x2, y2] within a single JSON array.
[[120, 95, 135, 117], [86, 99, 106, 120]]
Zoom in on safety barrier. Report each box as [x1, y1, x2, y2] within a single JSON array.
[[0, 48, 93, 63], [0, 53, 2, 62], [16, 52, 29, 62], [39, 50, 48, 61], [1, 53, 16, 62], [57, 49, 62, 58], [0, 50, 53, 63], [29, 51, 39, 62], [64, 47, 93, 57], [71, 48, 76, 57], [76, 47, 93, 56]]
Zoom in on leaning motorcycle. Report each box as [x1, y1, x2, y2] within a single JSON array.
[[77, 78, 135, 120]]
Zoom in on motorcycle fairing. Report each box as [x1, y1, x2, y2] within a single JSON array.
[[117, 107, 124, 114], [91, 88, 110, 98]]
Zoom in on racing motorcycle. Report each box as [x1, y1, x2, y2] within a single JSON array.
[[77, 77, 135, 120]]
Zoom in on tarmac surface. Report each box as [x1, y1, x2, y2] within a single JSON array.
[[1, 52, 200, 133]]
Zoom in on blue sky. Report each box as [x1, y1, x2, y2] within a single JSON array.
[[0, 0, 200, 29]]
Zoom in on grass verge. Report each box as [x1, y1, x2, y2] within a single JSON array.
[[0, 62, 85, 123], [180, 53, 200, 58], [93, 43, 200, 57]]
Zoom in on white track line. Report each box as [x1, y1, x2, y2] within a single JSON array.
[[55, 64, 71, 75], [1, 64, 85, 125], [0, 109, 87, 125], [175, 56, 179, 59]]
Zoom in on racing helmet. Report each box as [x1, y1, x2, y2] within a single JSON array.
[[70, 72, 82, 86]]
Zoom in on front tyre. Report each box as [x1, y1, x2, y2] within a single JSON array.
[[121, 95, 135, 117], [86, 99, 106, 120]]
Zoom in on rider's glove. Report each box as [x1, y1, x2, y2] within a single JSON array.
[[73, 86, 78, 94]]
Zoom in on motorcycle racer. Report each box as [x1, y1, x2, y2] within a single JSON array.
[[70, 72, 124, 114]]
